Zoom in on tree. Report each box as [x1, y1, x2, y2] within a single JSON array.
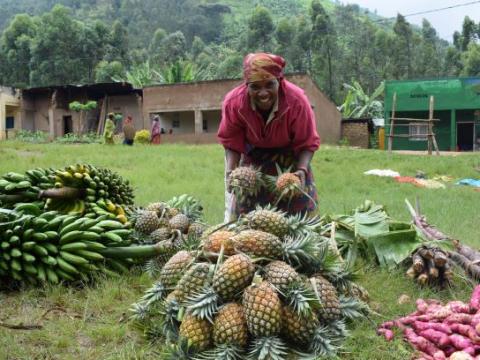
[[159, 31, 187, 64], [105, 20, 129, 64], [148, 28, 167, 64], [0, 14, 38, 87], [29, 5, 85, 86], [69, 100, 97, 134], [275, 17, 296, 67], [94, 61, 125, 83], [460, 16, 477, 51], [292, 16, 311, 72], [191, 36, 205, 60], [417, 19, 441, 77], [392, 14, 414, 79], [461, 43, 480, 76], [247, 5, 274, 51], [443, 46, 462, 76]]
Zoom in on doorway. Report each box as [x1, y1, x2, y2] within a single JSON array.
[[63, 116, 73, 135], [457, 122, 474, 151]]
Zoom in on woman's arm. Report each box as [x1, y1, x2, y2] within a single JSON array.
[[294, 150, 314, 188]]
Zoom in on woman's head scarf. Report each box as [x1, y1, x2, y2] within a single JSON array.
[[243, 53, 286, 83]]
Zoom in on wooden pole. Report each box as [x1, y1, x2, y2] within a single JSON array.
[[388, 92, 396, 153], [427, 96, 433, 155]]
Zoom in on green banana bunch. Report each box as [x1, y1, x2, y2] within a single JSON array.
[[0, 208, 147, 285], [0, 168, 54, 206]]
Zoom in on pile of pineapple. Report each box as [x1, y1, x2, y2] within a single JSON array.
[[131, 206, 369, 359]]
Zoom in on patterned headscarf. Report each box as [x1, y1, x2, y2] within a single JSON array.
[[243, 53, 286, 83]]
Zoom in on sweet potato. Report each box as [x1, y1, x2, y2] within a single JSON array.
[[404, 328, 446, 359], [449, 351, 475, 360], [377, 328, 394, 341], [448, 301, 472, 314], [445, 313, 472, 325], [418, 329, 450, 348], [417, 299, 429, 313], [449, 334, 473, 350], [412, 321, 452, 335], [470, 286, 480, 312]]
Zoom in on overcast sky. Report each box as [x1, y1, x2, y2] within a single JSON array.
[[343, 0, 480, 42]]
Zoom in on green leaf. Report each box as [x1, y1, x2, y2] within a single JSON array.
[[366, 229, 420, 269]]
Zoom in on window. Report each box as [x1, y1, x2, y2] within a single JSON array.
[[6, 116, 14, 129], [409, 123, 428, 141], [172, 119, 180, 128]]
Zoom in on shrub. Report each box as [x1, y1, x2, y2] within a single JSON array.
[[14, 130, 49, 143], [134, 129, 151, 144]]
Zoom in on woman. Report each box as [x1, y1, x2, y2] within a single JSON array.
[[150, 115, 161, 144], [218, 53, 320, 220], [103, 113, 116, 145], [122, 115, 135, 145]]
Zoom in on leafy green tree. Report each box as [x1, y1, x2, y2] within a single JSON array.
[[94, 60, 125, 82], [460, 16, 477, 51], [392, 14, 414, 79], [105, 20, 129, 64], [247, 5, 275, 51], [29, 5, 85, 86], [159, 31, 187, 64], [69, 100, 97, 134], [148, 28, 167, 64], [191, 36, 205, 60], [275, 17, 296, 68], [0, 14, 38, 87], [443, 46, 463, 76], [291, 15, 311, 71], [417, 19, 442, 77], [461, 43, 480, 76]]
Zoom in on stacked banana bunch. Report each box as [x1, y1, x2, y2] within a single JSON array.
[[0, 168, 54, 206], [131, 206, 370, 360], [41, 164, 134, 222], [0, 208, 140, 284]]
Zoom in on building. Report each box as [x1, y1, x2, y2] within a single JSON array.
[[385, 77, 480, 151], [2, 74, 341, 144], [0, 86, 21, 140], [143, 74, 342, 144], [18, 83, 142, 138]]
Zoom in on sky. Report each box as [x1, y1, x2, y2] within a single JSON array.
[[343, 0, 480, 42]]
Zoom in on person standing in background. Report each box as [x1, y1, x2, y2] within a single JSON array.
[[103, 113, 116, 145], [122, 115, 135, 145], [151, 115, 161, 144]]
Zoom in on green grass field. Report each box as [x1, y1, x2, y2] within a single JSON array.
[[0, 141, 479, 359]]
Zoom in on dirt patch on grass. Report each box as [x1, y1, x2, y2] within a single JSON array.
[[11, 149, 43, 157]]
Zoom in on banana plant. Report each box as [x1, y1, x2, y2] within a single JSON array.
[[339, 81, 385, 119]]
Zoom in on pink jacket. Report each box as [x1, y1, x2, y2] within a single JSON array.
[[217, 79, 320, 155]]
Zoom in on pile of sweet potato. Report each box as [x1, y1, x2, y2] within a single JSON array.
[[378, 286, 480, 360]]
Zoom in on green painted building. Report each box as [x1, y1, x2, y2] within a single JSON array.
[[385, 77, 480, 151]]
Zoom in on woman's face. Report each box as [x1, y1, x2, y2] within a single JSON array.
[[247, 78, 279, 111]]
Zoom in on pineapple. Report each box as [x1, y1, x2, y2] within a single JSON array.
[[149, 227, 172, 243], [228, 166, 264, 203], [276, 173, 301, 193], [146, 201, 168, 216], [135, 210, 159, 235], [179, 314, 212, 352], [247, 208, 289, 238], [310, 275, 341, 322], [169, 213, 190, 233], [174, 263, 211, 304], [159, 251, 194, 288], [282, 305, 319, 345], [188, 222, 206, 238], [264, 261, 301, 291], [213, 254, 255, 301], [243, 280, 282, 337], [213, 303, 248, 347], [203, 230, 236, 255], [232, 230, 283, 259]]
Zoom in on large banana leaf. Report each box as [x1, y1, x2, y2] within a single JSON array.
[[366, 229, 420, 269]]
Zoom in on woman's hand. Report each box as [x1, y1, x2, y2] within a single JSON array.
[[293, 169, 306, 189]]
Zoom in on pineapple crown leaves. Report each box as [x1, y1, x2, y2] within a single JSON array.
[[129, 301, 152, 322], [167, 194, 204, 221], [144, 258, 165, 278], [308, 325, 341, 359], [162, 338, 201, 360], [185, 287, 219, 323], [248, 336, 288, 360], [339, 295, 371, 321], [282, 233, 323, 269], [327, 320, 349, 340], [286, 212, 322, 237], [281, 281, 321, 317], [194, 344, 245, 360], [140, 281, 169, 306]]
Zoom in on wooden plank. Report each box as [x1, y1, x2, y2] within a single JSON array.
[[388, 92, 396, 153], [428, 96, 434, 155], [97, 94, 108, 135], [390, 118, 440, 122]]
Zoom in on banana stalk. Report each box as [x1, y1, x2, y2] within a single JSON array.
[[39, 187, 86, 200]]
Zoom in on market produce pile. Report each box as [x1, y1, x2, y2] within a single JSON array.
[[378, 286, 480, 360], [130, 205, 370, 359]]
